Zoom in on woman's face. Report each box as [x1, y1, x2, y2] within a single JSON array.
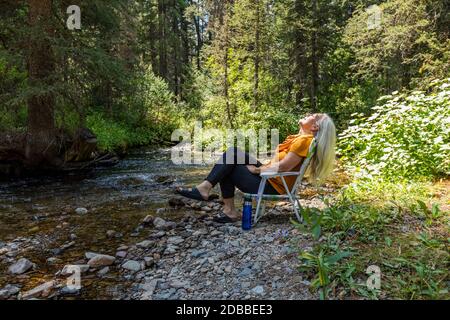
[[298, 113, 321, 133]]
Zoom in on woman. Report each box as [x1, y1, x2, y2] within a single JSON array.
[[176, 113, 336, 223]]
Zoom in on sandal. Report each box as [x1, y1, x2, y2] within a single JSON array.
[[175, 187, 219, 201], [213, 213, 240, 224]]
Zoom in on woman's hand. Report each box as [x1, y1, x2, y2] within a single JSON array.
[[246, 165, 260, 175]]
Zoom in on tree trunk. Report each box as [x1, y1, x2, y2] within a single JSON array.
[[25, 0, 58, 168], [193, 0, 202, 70], [158, 0, 168, 78], [310, 0, 319, 112], [253, 0, 261, 110]]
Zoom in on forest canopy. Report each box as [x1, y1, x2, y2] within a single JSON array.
[[0, 0, 449, 174]]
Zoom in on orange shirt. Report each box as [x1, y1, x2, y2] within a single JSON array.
[[264, 133, 314, 194]]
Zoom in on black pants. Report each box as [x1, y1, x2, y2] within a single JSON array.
[[205, 147, 279, 198]]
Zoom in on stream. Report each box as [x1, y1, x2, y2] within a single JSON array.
[[0, 147, 215, 299]]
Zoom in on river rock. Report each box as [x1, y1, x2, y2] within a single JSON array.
[[142, 215, 154, 225], [164, 244, 178, 255], [21, 280, 55, 299], [106, 230, 116, 238], [191, 249, 207, 258], [169, 279, 189, 289], [122, 260, 142, 272], [238, 267, 252, 278], [97, 267, 110, 277], [85, 252, 100, 259], [251, 285, 265, 295], [75, 207, 88, 215], [144, 257, 155, 267], [136, 240, 153, 248], [59, 286, 80, 296], [165, 221, 177, 230], [156, 208, 166, 215], [201, 206, 212, 212], [8, 258, 33, 274], [116, 251, 127, 259], [140, 279, 159, 300], [210, 230, 223, 236], [167, 236, 184, 245], [151, 231, 166, 238], [87, 254, 115, 267], [0, 285, 20, 299], [153, 217, 167, 229]]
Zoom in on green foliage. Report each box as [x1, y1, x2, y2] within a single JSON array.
[[86, 112, 129, 152], [86, 111, 165, 152], [344, 0, 450, 92], [298, 248, 353, 300], [84, 67, 179, 152], [295, 178, 449, 300], [121, 67, 179, 127], [0, 53, 27, 131], [338, 79, 450, 180]]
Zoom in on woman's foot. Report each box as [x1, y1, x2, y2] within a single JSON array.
[[175, 186, 218, 201], [222, 209, 241, 220], [213, 210, 241, 223], [196, 182, 211, 200]]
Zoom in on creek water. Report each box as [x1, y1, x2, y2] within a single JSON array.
[[0, 147, 214, 299]]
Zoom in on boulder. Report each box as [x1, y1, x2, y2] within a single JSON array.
[[8, 258, 33, 275], [0, 285, 20, 299]]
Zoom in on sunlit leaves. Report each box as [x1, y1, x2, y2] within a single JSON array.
[[338, 79, 450, 180]]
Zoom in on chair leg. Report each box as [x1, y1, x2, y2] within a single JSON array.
[[260, 201, 266, 221], [292, 197, 304, 223], [254, 196, 264, 225]]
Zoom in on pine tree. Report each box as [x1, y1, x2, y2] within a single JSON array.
[[25, 0, 58, 167]]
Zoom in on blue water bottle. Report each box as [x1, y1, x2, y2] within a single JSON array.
[[242, 196, 253, 230]]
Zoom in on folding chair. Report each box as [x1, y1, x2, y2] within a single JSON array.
[[243, 138, 317, 225]]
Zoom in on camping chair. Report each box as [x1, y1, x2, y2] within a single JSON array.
[[243, 138, 317, 225]]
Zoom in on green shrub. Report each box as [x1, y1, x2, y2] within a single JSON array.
[[86, 112, 129, 152], [338, 79, 450, 180], [86, 111, 172, 152]]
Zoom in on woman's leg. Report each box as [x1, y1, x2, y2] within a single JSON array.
[[217, 165, 279, 219], [228, 165, 279, 195], [222, 197, 239, 219], [193, 147, 260, 200]]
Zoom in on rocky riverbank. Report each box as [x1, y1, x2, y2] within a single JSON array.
[[0, 195, 326, 300]]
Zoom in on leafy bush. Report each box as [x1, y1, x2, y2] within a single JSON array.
[[296, 178, 448, 300], [123, 67, 178, 127], [86, 112, 169, 152], [86, 112, 129, 152], [338, 79, 450, 180], [86, 68, 182, 152]]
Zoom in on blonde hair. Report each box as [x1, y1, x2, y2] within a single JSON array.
[[307, 113, 336, 185]]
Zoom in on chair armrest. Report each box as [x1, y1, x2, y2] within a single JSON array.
[[260, 171, 299, 177]]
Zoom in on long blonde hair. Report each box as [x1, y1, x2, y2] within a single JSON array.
[[307, 113, 336, 185]]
